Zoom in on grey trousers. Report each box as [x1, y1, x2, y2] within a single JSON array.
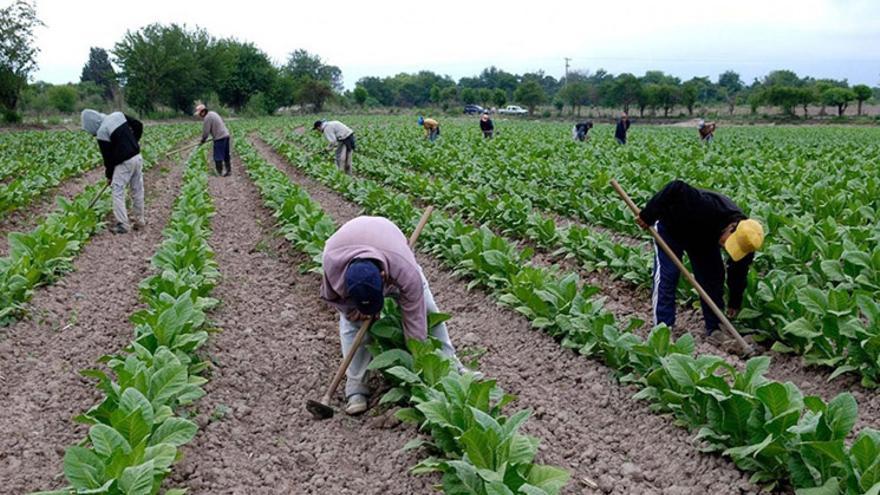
[[339, 268, 460, 397], [335, 143, 353, 174], [111, 154, 144, 228]]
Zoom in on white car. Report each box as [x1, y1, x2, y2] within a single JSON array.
[[498, 105, 529, 115]]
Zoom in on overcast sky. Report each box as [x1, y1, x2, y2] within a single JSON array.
[[21, 0, 880, 88]]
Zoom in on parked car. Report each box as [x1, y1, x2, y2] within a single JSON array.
[[498, 105, 528, 115], [463, 104, 486, 115]]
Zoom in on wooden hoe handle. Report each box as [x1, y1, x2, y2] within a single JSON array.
[[610, 179, 753, 355]]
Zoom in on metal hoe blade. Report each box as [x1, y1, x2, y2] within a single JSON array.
[[306, 399, 334, 420]]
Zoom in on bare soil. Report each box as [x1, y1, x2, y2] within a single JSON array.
[[0, 159, 184, 493], [0, 165, 106, 255], [250, 136, 760, 494], [171, 156, 432, 494]]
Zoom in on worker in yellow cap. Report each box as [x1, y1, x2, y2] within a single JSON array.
[[635, 180, 764, 345]]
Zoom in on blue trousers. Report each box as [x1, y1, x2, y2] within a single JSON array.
[[652, 222, 725, 334]]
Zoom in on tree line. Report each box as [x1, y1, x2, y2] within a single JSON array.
[[1, 1, 878, 121]]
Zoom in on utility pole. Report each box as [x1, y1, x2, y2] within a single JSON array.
[[564, 57, 572, 85]]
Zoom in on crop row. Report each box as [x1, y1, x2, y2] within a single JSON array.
[[235, 136, 569, 494], [306, 122, 880, 388], [0, 126, 195, 326], [256, 127, 880, 494], [33, 148, 218, 495]]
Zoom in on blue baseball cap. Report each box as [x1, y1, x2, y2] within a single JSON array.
[[344, 259, 384, 315]]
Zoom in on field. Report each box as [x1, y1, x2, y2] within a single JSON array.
[[1, 116, 879, 495]]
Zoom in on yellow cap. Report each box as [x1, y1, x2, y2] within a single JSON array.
[[724, 219, 764, 261]]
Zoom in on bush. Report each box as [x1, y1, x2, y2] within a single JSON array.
[[47, 85, 78, 113], [2, 108, 21, 123], [541, 109, 551, 118]]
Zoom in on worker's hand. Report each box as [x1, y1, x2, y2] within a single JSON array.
[[346, 309, 374, 322], [727, 308, 739, 318], [636, 217, 649, 230]]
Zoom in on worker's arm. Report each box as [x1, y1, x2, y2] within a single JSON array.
[[638, 179, 691, 226], [397, 269, 427, 341], [726, 253, 754, 311]]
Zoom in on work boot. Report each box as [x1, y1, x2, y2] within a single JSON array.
[[109, 222, 128, 234], [214, 161, 224, 176], [223, 159, 231, 177], [706, 330, 729, 348], [345, 394, 368, 416], [132, 219, 146, 231]]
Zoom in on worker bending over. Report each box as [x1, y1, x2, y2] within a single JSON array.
[[698, 120, 716, 142], [636, 180, 764, 345], [418, 116, 440, 142], [195, 104, 231, 177], [321, 216, 474, 415], [573, 121, 593, 142], [313, 120, 356, 174]]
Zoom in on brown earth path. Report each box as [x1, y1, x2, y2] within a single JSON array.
[[171, 155, 433, 494], [0, 158, 185, 493], [249, 136, 759, 495]]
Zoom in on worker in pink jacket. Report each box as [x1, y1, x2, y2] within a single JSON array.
[[321, 216, 475, 415]]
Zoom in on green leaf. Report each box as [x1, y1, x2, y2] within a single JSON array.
[[794, 477, 840, 495], [89, 424, 131, 458], [119, 461, 155, 495], [379, 387, 408, 405], [525, 464, 570, 493], [485, 482, 516, 495], [149, 417, 198, 447], [367, 349, 413, 371], [385, 365, 421, 384], [63, 446, 105, 490]]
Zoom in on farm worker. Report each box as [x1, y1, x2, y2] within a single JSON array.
[[636, 180, 764, 346], [698, 119, 716, 142], [573, 121, 593, 142], [321, 216, 475, 415], [479, 112, 495, 139], [418, 116, 440, 142], [615, 112, 631, 144], [313, 120, 356, 174], [81, 109, 144, 234], [194, 104, 231, 177]]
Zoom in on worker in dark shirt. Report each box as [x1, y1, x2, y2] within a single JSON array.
[[698, 120, 716, 142], [81, 109, 145, 234], [573, 121, 593, 142], [615, 112, 631, 144], [479, 113, 494, 139], [636, 180, 764, 343]]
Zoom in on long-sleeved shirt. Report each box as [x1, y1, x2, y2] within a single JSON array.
[[639, 180, 752, 308], [615, 118, 630, 141], [201, 111, 229, 143], [479, 118, 494, 131], [96, 112, 142, 181], [321, 216, 427, 340], [322, 121, 354, 144], [422, 118, 439, 135]]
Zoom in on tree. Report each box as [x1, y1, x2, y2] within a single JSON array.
[[513, 80, 546, 115], [461, 87, 477, 105], [296, 77, 333, 111], [656, 84, 679, 117], [609, 73, 640, 113], [763, 85, 801, 116], [215, 41, 275, 110], [553, 98, 564, 115], [559, 81, 591, 116], [47, 85, 77, 112], [852, 84, 872, 116], [478, 88, 493, 107], [718, 70, 744, 115], [821, 87, 855, 116], [0, 0, 43, 120], [680, 80, 700, 115], [794, 86, 816, 118], [283, 49, 342, 91], [114, 23, 217, 113], [353, 86, 368, 107], [492, 88, 506, 108], [80, 47, 116, 100]]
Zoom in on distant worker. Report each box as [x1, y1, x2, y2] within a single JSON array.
[[636, 180, 764, 346], [313, 120, 356, 174], [573, 121, 593, 142], [698, 119, 716, 142], [615, 112, 631, 145], [81, 109, 145, 234], [320, 216, 475, 415], [194, 104, 231, 177], [479, 113, 494, 139], [418, 116, 440, 142]]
